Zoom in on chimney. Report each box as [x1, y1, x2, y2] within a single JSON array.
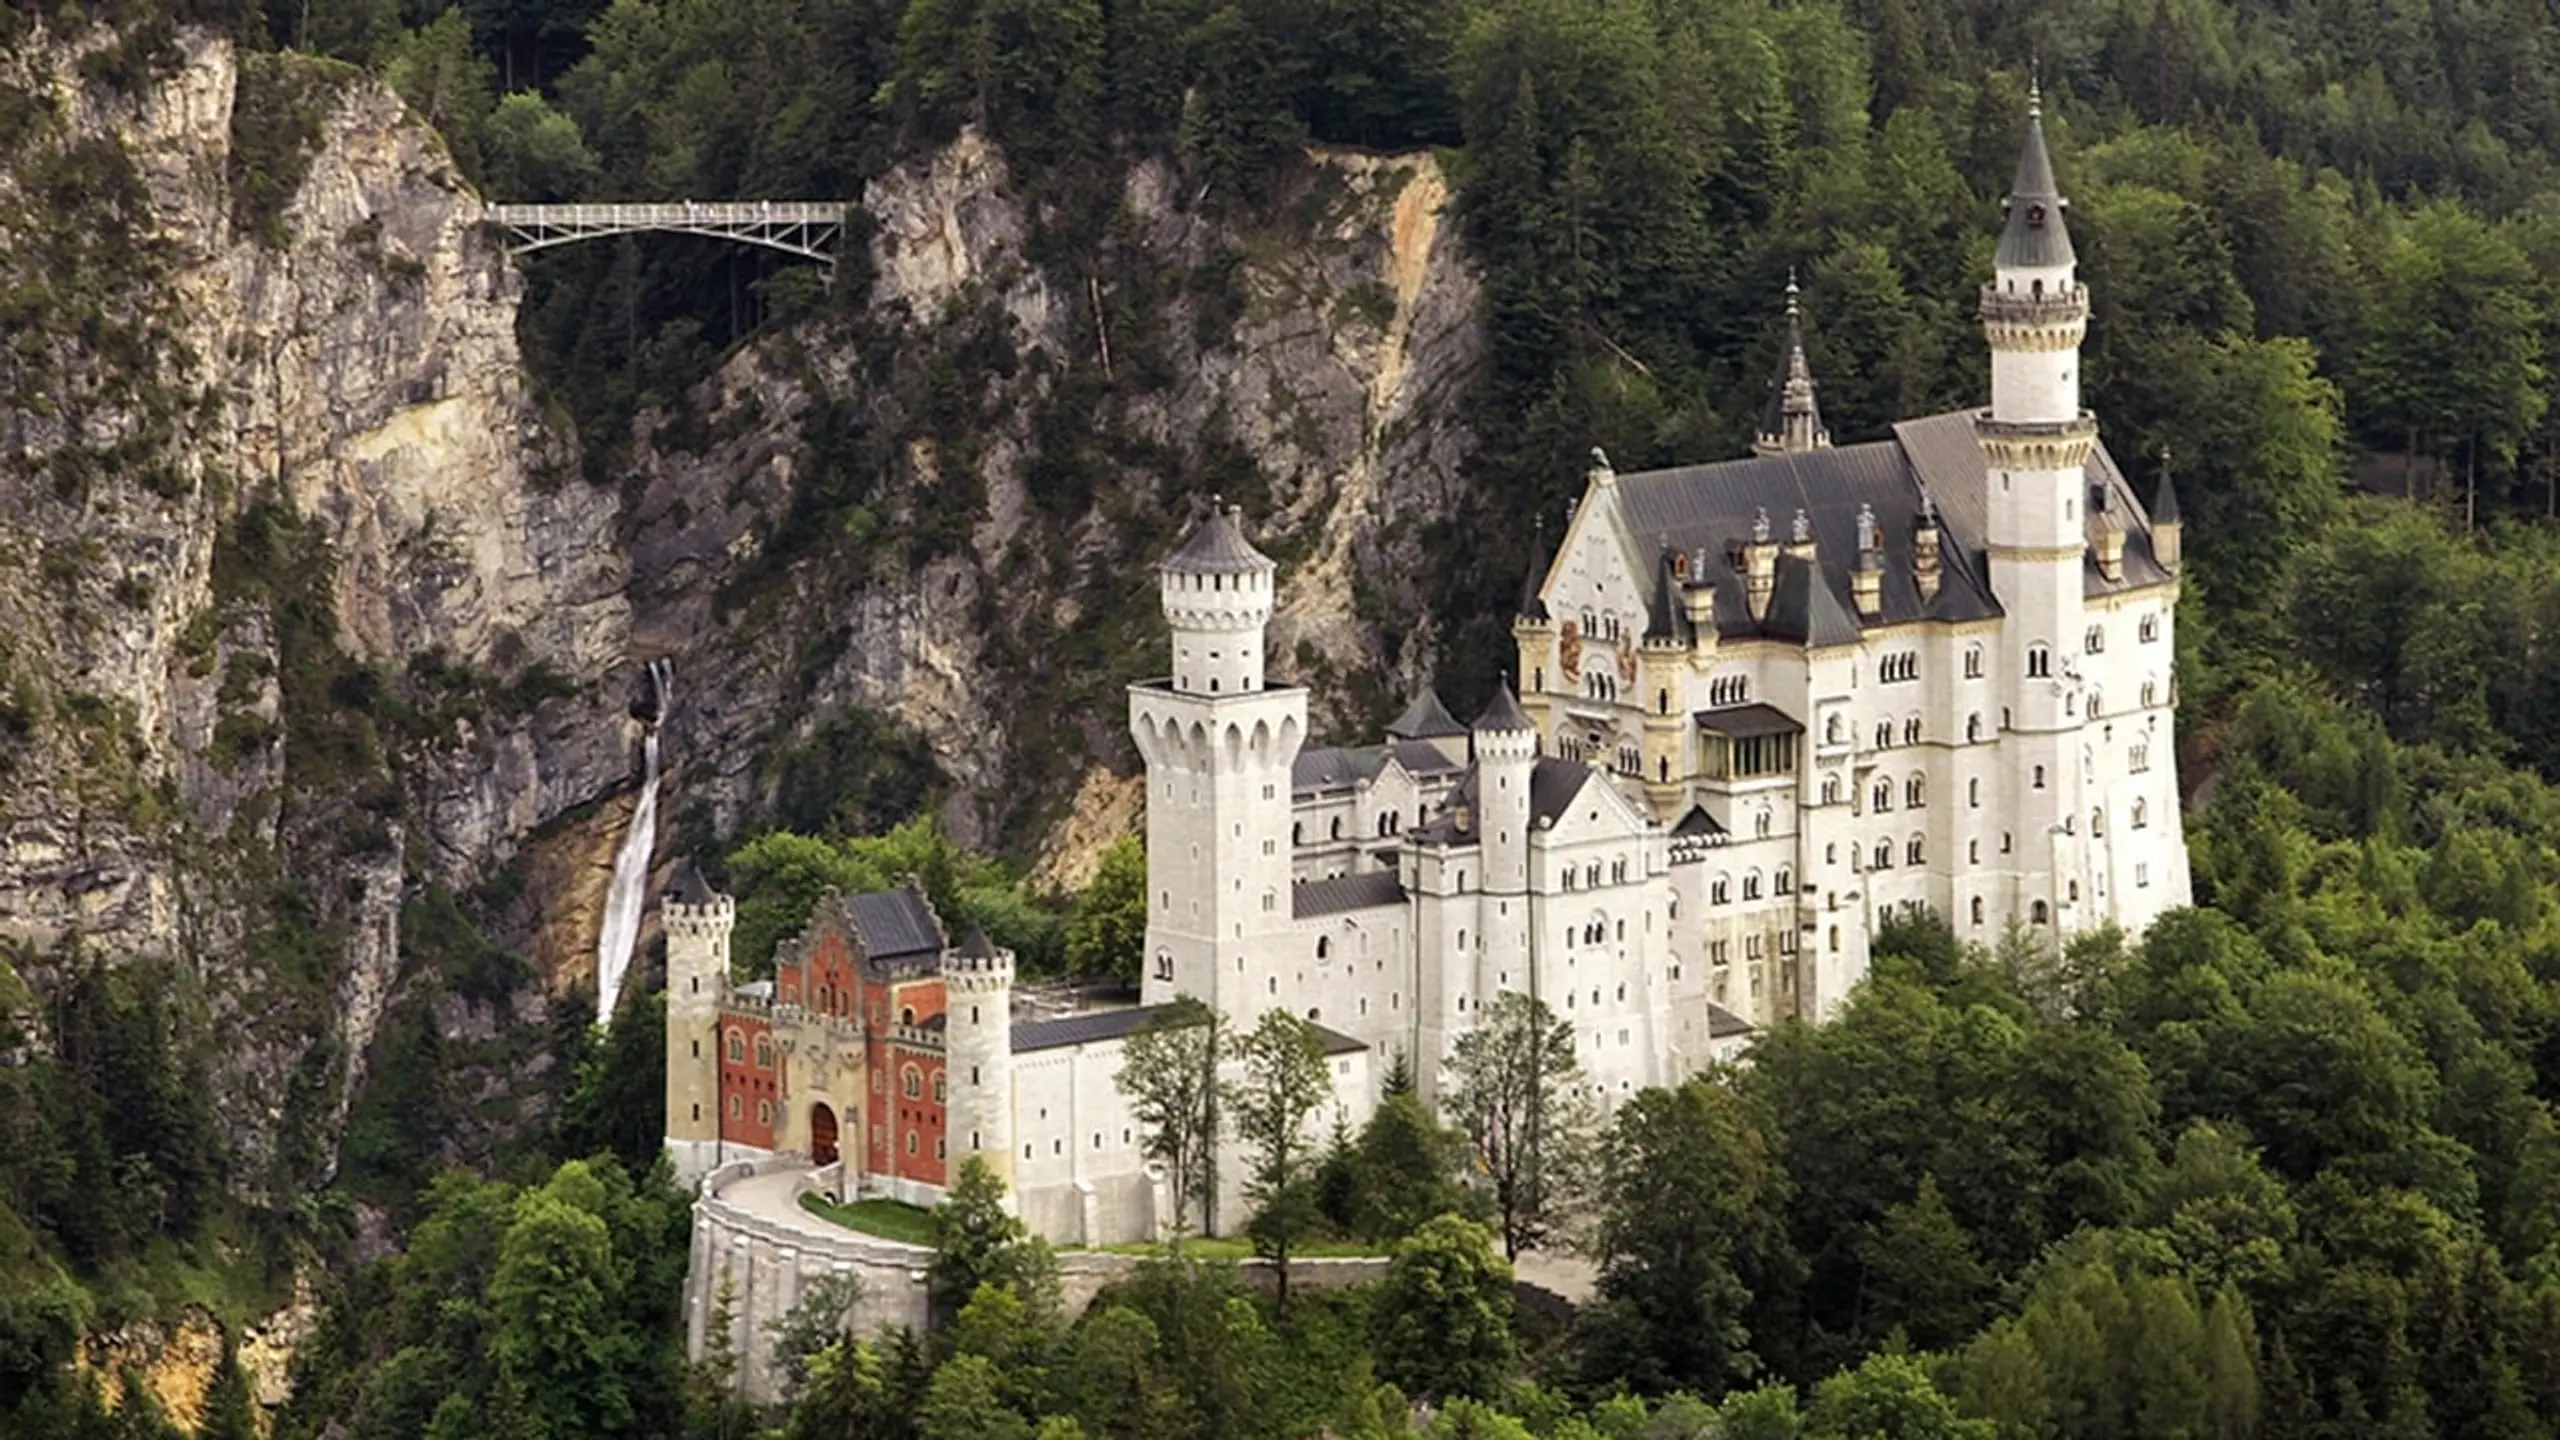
[[1681, 548, 1717, 635], [1743, 509, 1777, 622], [1913, 496, 1943, 604], [1851, 503, 1884, 619]]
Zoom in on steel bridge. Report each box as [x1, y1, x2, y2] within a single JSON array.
[[481, 201, 850, 267]]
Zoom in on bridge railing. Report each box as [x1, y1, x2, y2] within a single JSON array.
[[482, 201, 849, 263]]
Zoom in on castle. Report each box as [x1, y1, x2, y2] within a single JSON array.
[[660, 95, 2191, 1244]]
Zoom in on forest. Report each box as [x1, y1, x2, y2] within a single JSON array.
[[13, 0, 2560, 1431]]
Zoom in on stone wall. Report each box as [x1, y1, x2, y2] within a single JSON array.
[[683, 1159, 1390, 1405]]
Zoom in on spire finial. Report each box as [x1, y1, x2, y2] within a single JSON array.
[[1791, 508, 1812, 545], [2029, 59, 2042, 120], [1785, 267, 1800, 318]]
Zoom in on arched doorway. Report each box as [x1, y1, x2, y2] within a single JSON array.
[[809, 1102, 839, 1167]]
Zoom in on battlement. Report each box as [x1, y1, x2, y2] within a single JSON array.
[[666, 894, 737, 939]]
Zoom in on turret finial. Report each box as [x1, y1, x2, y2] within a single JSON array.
[[1752, 507, 1772, 544], [1791, 508, 1812, 545]]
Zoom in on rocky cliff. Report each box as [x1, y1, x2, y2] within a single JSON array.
[[0, 23, 1481, 1203]]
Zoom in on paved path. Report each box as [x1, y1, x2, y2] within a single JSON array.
[[1511, 1247, 1598, 1303]]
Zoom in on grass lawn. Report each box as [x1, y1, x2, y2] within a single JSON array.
[[801, 1193, 935, 1245]]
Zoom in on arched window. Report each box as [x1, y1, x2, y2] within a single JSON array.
[[1872, 839, 1894, 870], [1966, 714, 1982, 743], [902, 1066, 922, 1099], [2140, 613, 2161, 642], [1826, 713, 1845, 744], [1712, 876, 1732, 905], [1292, 822, 1303, 845], [1775, 866, 1794, 894], [2069, 880, 2081, 902], [2132, 798, 2150, 829], [1903, 717, 1922, 745], [2031, 900, 2050, 924], [1906, 775, 1926, 808], [1330, 816, 1343, 840], [2027, 645, 2051, 678], [2141, 680, 2158, 708], [1971, 897, 1985, 925], [1907, 835, 1925, 865], [1743, 872, 1763, 901], [1316, 935, 1330, 960], [900, 1006, 916, 1026], [1829, 925, 1841, 951], [1965, 646, 1984, 679], [727, 1031, 744, 1063], [1658, 689, 1670, 715], [2085, 625, 2106, 653], [755, 1037, 774, 1069], [1968, 777, 1981, 808], [1872, 780, 1893, 812], [934, 1072, 947, 1103], [1968, 839, 1979, 863], [2032, 765, 2046, 789], [2091, 808, 2106, 837], [1822, 776, 1841, 805], [2130, 742, 2152, 773], [1755, 809, 1773, 838]]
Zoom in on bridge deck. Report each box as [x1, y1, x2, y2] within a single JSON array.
[[482, 201, 849, 263]]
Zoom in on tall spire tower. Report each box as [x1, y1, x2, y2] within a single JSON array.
[[1752, 275, 1830, 456], [1978, 81, 2096, 931]]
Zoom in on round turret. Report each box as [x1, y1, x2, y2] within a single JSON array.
[[1159, 503, 1276, 697], [942, 929, 1016, 1189]]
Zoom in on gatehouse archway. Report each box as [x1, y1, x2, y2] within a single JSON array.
[[809, 1102, 839, 1167]]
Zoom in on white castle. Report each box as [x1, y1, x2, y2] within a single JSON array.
[[663, 96, 2191, 1245]]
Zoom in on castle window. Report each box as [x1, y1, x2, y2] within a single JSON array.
[[1872, 780, 1893, 813], [1971, 898, 1985, 925], [970, 1065, 980, 1085], [2092, 808, 2106, 837], [907, 1132, 919, 1155], [1826, 843, 1838, 864], [937, 1139, 947, 1160], [1154, 952, 1174, 981], [1904, 717, 1922, 745], [1292, 823, 1303, 845], [2003, 831, 2014, 853], [1965, 646, 1984, 679], [2032, 901, 2049, 924], [970, 1005, 980, 1025], [730, 1095, 742, 1119], [1907, 835, 1924, 865], [903, 1066, 922, 1099], [1880, 652, 1918, 683], [1906, 776, 1926, 808], [1755, 810, 1773, 838], [758, 1099, 773, 1126], [2141, 680, 2158, 708], [1330, 817, 1343, 840], [1969, 778, 1981, 808], [1826, 713, 1844, 745], [1711, 940, 1729, 964], [692, 1103, 701, 1123], [727, 1032, 744, 1063], [1969, 839, 1980, 863], [935, 1073, 947, 1102], [1873, 839, 1893, 870], [1659, 689, 1670, 715], [1829, 926, 1841, 952], [814, 985, 828, 1012], [2027, 645, 2051, 678], [755, 1037, 774, 1069], [1779, 930, 1797, 955], [2137, 863, 2151, 887], [1745, 934, 1764, 960], [2033, 765, 2046, 789], [1967, 714, 1982, 743], [900, 1006, 915, 1026], [1822, 776, 1841, 805], [1709, 675, 1749, 706], [1743, 872, 1763, 901], [1712, 876, 1731, 905], [1875, 722, 1894, 750], [691, 1039, 699, 1059], [1316, 936, 1330, 960], [1611, 859, 1626, 884], [2090, 691, 2105, 719], [2140, 614, 2161, 643], [2133, 798, 2150, 829], [1660, 756, 1671, 781], [2086, 626, 2106, 653], [2130, 743, 2152, 773], [2069, 880, 2080, 902], [1776, 866, 1794, 893]]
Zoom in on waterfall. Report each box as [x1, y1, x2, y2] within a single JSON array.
[[596, 659, 671, 1026]]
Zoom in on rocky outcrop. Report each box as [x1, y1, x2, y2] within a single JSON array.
[[0, 20, 1482, 1227]]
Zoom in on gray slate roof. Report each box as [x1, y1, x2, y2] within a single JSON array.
[[1996, 103, 2075, 270], [1161, 506, 1274, 575], [845, 886, 945, 971], [1295, 870, 1407, 918], [1295, 744, 1389, 793], [1015, 1003, 1365, 1055], [1602, 408, 2168, 645], [667, 861, 720, 907], [1387, 688, 1468, 740], [1695, 703, 1801, 739], [1707, 1003, 1755, 1039], [1474, 686, 1534, 734], [953, 928, 999, 959]]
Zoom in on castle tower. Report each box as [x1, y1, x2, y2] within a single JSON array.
[[1752, 277, 1831, 457], [1513, 517, 1555, 735], [2152, 448, 2182, 572], [942, 929, 1016, 1192], [1471, 685, 1539, 999], [1129, 503, 1306, 1022], [663, 863, 735, 1188], [1978, 82, 2096, 931]]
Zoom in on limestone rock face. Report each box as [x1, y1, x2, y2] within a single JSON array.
[[0, 23, 1482, 1230]]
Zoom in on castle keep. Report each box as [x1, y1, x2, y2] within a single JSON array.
[[661, 95, 2191, 1244]]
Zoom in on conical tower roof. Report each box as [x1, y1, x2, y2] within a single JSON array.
[[1162, 502, 1274, 576], [1995, 84, 2076, 270], [1518, 519, 1553, 621], [2153, 449, 2181, 524], [1472, 683, 1534, 735], [1754, 277, 1828, 454], [954, 928, 1000, 959], [1387, 688, 1468, 740], [668, 861, 719, 906]]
